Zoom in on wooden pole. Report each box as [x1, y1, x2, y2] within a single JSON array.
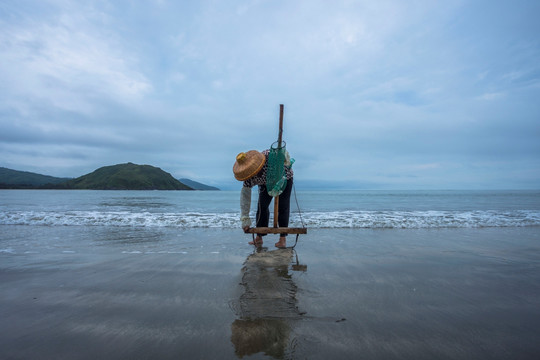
[[273, 104, 284, 228], [277, 104, 284, 146]]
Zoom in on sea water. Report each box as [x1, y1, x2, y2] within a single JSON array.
[[1, 189, 539, 229], [2, 189, 540, 359]]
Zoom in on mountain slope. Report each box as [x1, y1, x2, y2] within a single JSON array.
[[65, 163, 193, 190], [0, 167, 70, 188], [179, 178, 220, 190]]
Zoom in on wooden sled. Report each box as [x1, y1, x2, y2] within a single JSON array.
[[245, 227, 307, 235], [246, 104, 307, 247], [246, 227, 307, 249]]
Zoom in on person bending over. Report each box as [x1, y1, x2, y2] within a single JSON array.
[[233, 149, 293, 248]]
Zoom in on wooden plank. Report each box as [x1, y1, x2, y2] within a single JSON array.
[[246, 227, 307, 234]]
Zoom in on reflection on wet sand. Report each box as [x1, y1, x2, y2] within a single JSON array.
[[231, 248, 306, 359]]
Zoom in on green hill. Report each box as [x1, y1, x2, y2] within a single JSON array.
[[65, 163, 193, 190], [0, 167, 70, 188]]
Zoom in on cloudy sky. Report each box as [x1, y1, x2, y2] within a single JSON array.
[[1, 0, 539, 189]]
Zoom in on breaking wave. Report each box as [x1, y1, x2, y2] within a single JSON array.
[[1, 210, 539, 229]]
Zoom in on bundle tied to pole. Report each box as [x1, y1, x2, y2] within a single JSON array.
[[266, 141, 288, 197]]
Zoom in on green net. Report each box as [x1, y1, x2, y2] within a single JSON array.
[[266, 142, 287, 197]]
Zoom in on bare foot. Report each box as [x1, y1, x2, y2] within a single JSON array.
[[249, 235, 263, 246], [275, 236, 287, 248]]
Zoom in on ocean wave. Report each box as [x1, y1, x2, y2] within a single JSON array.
[[299, 210, 540, 228], [1, 210, 539, 229]]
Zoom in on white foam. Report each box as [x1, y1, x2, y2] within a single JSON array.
[[298, 210, 540, 228], [0, 210, 539, 229]]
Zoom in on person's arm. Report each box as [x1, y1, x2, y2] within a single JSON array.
[[240, 186, 252, 230]]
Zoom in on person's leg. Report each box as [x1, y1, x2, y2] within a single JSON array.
[[277, 178, 293, 230], [256, 184, 273, 238], [276, 178, 293, 247]]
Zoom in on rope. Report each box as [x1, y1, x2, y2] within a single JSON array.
[[292, 183, 306, 228], [291, 234, 299, 249]]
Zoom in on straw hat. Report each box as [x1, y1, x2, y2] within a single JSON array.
[[233, 150, 265, 181]]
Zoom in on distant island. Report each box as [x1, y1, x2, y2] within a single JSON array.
[[64, 163, 192, 190], [0, 164, 219, 190], [179, 178, 220, 191]]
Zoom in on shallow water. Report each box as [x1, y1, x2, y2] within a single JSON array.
[[2, 226, 540, 359]]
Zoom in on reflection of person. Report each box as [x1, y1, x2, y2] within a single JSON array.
[[230, 248, 299, 358], [233, 149, 293, 248]]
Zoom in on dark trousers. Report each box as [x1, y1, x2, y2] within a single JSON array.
[[256, 178, 293, 237]]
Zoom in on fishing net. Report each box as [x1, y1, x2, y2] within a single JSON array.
[[266, 141, 288, 197]]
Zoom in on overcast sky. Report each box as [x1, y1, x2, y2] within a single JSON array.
[[1, 0, 539, 189]]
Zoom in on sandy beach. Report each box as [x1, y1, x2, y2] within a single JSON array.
[[1, 226, 540, 359]]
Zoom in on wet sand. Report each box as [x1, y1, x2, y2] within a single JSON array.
[[1, 226, 540, 359]]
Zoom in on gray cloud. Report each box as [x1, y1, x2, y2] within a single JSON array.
[[1, 0, 539, 189]]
